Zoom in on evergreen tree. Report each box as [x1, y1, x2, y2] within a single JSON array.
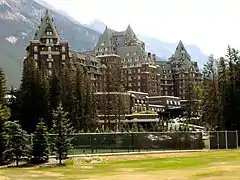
[[31, 119, 50, 164], [184, 68, 197, 121], [49, 72, 61, 112], [3, 120, 31, 166], [225, 47, 240, 130], [61, 66, 75, 126], [0, 105, 10, 164], [201, 55, 219, 129], [216, 57, 227, 130], [0, 68, 7, 105], [51, 104, 73, 164], [73, 66, 85, 130], [18, 59, 49, 133]]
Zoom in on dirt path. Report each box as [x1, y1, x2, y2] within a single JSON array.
[[101, 151, 204, 161], [86, 162, 240, 180]]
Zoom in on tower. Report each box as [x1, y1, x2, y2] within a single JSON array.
[[25, 9, 69, 75]]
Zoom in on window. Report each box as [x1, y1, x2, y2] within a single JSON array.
[[47, 31, 53, 36], [62, 54, 66, 60], [62, 46, 65, 52], [101, 42, 104, 46], [50, 39, 53, 43], [105, 47, 108, 51], [138, 82, 140, 86], [138, 75, 141, 80], [34, 54, 38, 60], [128, 58, 132, 62], [46, 39, 49, 44], [133, 52, 137, 56], [48, 47, 51, 51], [128, 83, 132, 87], [48, 54, 52, 59], [126, 53, 130, 56], [128, 76, 131, 80], [163, 70, 166, 73], [48, 62, 52, 69], [34, 46, 38, 52], [128, 69, 132, 74]]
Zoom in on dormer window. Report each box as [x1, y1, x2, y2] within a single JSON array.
[[47, 31, 52, 36]]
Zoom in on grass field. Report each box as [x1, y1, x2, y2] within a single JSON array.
[[1, 150, 240, 180]]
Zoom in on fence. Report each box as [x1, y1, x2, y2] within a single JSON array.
[[208, 131, 238, 150], [47, 132, 205, 155], [46, 131, 239, 155]]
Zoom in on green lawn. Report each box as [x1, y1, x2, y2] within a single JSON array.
[[1, 150, 240, 180]]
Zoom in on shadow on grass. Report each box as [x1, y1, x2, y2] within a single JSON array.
[[1, 161, 67, 169]]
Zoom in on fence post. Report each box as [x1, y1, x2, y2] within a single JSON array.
[[217, 131, 220, 150], [225, 130, 228, 149], [236, 130, 239, 149], [208, 131, 211, 150]]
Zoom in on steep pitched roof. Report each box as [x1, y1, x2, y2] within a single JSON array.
[[173, 40, 191, 61], [125, 24, 136, 41], [95, 26, 113, 48], [34, 9, 61, 41]]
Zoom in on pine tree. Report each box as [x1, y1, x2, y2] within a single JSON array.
[[3, 120, 31, 166], [61, 66, 75, 127], [49, 72, 61, 112], [201, 55, 219, 129], [184, 68, 196, 122], [217, 57, 227, 130], [19, 59, 49, 133], [31, 119, 50, 164], [0, 105, 10, 164], [73, 66, 85, 131], [225, 47, 240, 130], [0, 68, 7, 105], [51, 104, 73, 164]]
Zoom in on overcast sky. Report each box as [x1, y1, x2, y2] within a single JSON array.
[[45, 0, 240, 57]]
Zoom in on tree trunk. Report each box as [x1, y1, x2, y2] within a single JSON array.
[[16, 157, 19, 167]]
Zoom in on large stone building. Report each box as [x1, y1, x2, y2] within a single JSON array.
[[25, 10, 202, 122], [94, 26, 161, 96], [157, 41, 202, 99]]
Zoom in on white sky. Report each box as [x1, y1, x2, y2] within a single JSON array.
[[45, 0, 240, 57]]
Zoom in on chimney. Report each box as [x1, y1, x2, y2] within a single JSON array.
[[152, 54, 156, 61], [148, 52, 151, 58]]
